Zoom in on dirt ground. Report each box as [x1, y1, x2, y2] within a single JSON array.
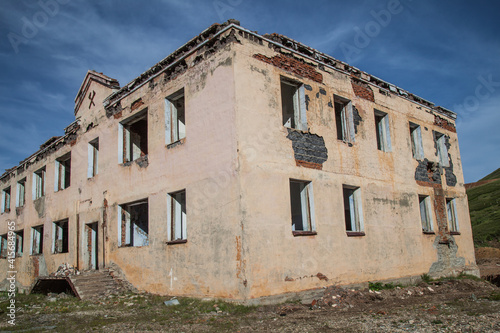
[[1, 249, 499, 332], [475, 246, 500, 285]]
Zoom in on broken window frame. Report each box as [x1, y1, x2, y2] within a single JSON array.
[[0, 234, 7, 258], [280, 77, 307, 131], [118, 109, 148, 164], [54, 153, 71, 192], [165, 89, 186, 145], [343, 185, 365, 236], [52, 219, 69, 254], [289, 179, 316, 235], [434, 132, 450, 167], [30, 225, 44, 255], [334, 95, 355, 143], [167, 190, 187, 243], [87, 138, 99, 178], [33, 166, 46, 199], [446, 198, 459, 234], [118, 199, 149, 247], [15, 230, 23, 257], [409, 122, 424, 160], [16, 178, 26, 207], [418, 195, 434, 233], [374, 110, 392, 152], [1, 187, 11, 213]]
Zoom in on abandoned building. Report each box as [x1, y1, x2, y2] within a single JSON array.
[[0, 20, 479, 302]]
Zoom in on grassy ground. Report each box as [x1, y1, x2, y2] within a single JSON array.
[[467, 178, 500, 246]]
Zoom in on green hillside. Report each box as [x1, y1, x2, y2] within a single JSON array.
[[467, 176, 500, 246], [480, 168, 500, 181]]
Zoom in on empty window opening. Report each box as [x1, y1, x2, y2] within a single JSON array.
[[343, 185, 364, 234], [0, 234, 7, 258], [31, 225, 44, 255], [435, 132, 450, 167], [119, 110, 148, 163], [33, 167, 46, 199], [16, 178, 26, 207], [374, 110, 391, 152], [419, 195, 433, 233], [1, 187, 11, 213], [168, 190, 187, 242], [334, 95, 355, 142], [15, 230, 23, 256], [409, 122, 424, 160], [55, 153, 71, 191], [53, 219, 69, 254], [446, 198, 459, 233], [88, 138, 99, 178], [289, 180, 315, 232], [118, 199, 149, 247], [281, 78, 307, 131], [165, 89, 186, 145]]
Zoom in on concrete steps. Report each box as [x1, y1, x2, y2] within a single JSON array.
[[69, 270, 123, 300]]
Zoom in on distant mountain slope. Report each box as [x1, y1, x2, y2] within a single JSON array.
[[480, 168, 500, 181], [467, 175, 500, 246]]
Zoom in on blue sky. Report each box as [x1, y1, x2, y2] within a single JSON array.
[[0, 0, 499, 182]]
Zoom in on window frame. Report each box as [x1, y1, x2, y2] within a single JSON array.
[[30, 225, 44, 255], [435, 132, 450, 167], [16, 178, 26, 207], [118, 109, 149, 164], [418, 195, 434, 233], [52, 219, 69, 254], [374, 109, 392, 152], [88, 138, 99, 178], [1, 187, 11, 213], [0, 234, 7, 258], [289, 179, 316, 235], [446, 198, 459, 234], [167, 190, 187, 243], [334, 95, 355, 143], [118, 199, 149, 247], [165, 89, 186, 146], [55, 153, 71, 192], [33, 166, 46, 199], [15, 230, 23, 257], [409, 122, 424, 160], [280, 77, 307, 131], [343, 185, 365, 236]]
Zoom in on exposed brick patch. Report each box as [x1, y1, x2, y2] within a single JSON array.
[[131, 98, 144, 112], [113, 111, 122, 119], [351, 79, 375, 102], [434, 115, 456, 133], [316, 272, 328, 281], [253, 53, 323, 83], [295, 160, 322, 170]]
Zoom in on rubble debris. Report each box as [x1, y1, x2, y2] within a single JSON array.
[[50, 263, 80, 277]]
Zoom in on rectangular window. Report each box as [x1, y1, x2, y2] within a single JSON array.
[[343, 185, 364, 235], [281, 78, 307, 131], [419, 195, 434, 233], [52, 219, 69, 254], [1, 187, 11, 213], [334, 95, 355, 142], [55, 153, 71, 191], [0, 234, 7, 258], [167, 190, 187, 242], [165, 89, 186, 145], [15, 230, 23, 256], [374, 110, 392, 152], [119, 109, 148, 163], [16, 178, 26, 207], [31, 225, 44, 255], [409, 122, 424, 160], [434, 132, 450, 167], [33, 166, 46, 199], [118, 199, 149, 247], [88, 138, 99, 178], [446, 198, 459, 233], [289, 180, 315, 234]]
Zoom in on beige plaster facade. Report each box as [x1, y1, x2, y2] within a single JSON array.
[[0, 20, 478, 302]]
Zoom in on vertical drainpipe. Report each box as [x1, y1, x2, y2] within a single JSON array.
[[102, 198, 108, 268], [76, 201, 80, 270]]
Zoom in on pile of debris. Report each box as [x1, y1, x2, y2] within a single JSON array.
[[50, 263, 80, 277]]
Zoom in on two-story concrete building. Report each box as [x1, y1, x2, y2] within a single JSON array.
[[0, 20, 478, 302]]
